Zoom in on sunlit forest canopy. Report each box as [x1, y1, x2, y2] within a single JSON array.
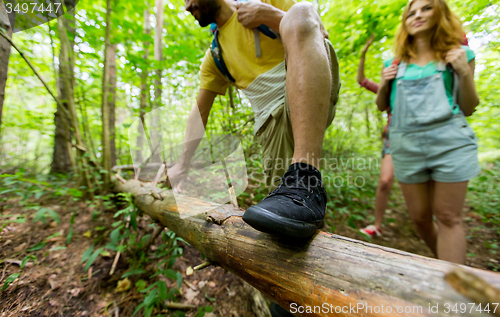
[[0, 0, 500, 172], [1, 0, 499, 173]]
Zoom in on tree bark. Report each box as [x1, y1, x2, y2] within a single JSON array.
[[0, 3, 13, 137], [56, 10, 92, 194], [150, 0, 163, 163], [114, 179, 500, 317], [51, 1, 77, 174], [108, 43, 117, 167], [136, 7, 151, 164], [101, 0, 113, 189]]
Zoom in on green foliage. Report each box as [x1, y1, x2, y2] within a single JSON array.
[[1, 273, 20, 291], [1, 255, 37, 291], [32, 206, 60, 224], [0, 215, 27, 234], [78, 193, 196, 315], [468, 162, 500, 228]]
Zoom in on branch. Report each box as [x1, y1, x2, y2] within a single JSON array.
[[0, 28, 71, 122]]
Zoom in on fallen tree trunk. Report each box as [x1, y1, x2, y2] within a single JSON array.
[[114, 179, 500, 317]]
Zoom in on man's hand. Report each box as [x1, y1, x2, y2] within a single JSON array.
[[445, 48, 470, 77], [167, 163, 189, 193], [236, 1, 265, 29]]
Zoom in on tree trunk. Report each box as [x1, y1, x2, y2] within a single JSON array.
[[51, 1, 76, 174], [136, 7, 151, 164], [108, 43, 117, 167], [56, 11, 92, 194], [150, 0, 163, 163], [114, 178, 500, 317], [0, 4, 14, 137], [101, 0, 113, 189]]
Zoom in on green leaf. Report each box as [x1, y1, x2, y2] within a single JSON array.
[[176, 272, 183, 289], [27, 241, 47, 252], [144, 305, 153, 317], [110, 227, 121, 246], [84, 247, 104, 271], [163, 269, 177, 280], [66, 228, 74, 245], [130, 212, 137, 231], [50, 246, 67, 251], [68, 188, 83, 198], [158, 281, 167, 302], [144, 288, 157, 307], [81, 245, 94, 263], [205, 306, 214, 312], [34, 190, 44, 200], [20, 255, 37, 268], [132, 302, 145, 317], [2, 273, 20, 291], [33, 208, 60, 225], [121, 268, 146, 278], [135, 279, 147, 292], [45, 231, 62, 240]]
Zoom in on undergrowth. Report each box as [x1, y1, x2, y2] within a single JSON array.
[[0, 171, 212, 316]]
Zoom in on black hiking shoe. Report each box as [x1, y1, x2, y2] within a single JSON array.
[[243, 162, 327, 238], [270, 303, 294, 317]]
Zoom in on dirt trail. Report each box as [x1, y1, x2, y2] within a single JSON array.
[[0, 197, 254, 317]]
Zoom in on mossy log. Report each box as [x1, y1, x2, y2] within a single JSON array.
[[114, 179, 500, 317]]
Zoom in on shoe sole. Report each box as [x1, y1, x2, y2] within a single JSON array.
[[359, 228, 381, 237], [242, 206, 324, 239]]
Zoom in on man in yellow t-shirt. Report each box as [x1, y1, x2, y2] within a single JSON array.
[[168, 0, 340, 240]]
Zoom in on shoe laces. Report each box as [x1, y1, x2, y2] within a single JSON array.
[[267, 171, 324, 204]]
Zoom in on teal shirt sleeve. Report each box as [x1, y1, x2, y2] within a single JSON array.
[[383, 57, 395, 68], [462, 45, 475, 62]]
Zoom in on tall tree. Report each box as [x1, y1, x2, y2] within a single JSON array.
[[101, 0, 113, 189], [150, 0, 163, 163], [56, 6, 93, 194], [51, 0, 77, 174], [136, 6, 151, 163], [0, 3, 14, 137], [108, 43, 117, 167]]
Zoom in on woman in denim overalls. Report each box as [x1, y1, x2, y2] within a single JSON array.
[[376, 0, 480, 264]]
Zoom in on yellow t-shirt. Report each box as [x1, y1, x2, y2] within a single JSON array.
[[199, 0, 296, 94]]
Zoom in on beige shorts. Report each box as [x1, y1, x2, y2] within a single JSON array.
[[255, 39, 340, 191]]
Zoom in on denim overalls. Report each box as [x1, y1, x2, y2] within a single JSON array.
[[389, 61, 481, 184]]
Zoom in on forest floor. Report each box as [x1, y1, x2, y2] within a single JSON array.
[[1, 182, 499, 317]]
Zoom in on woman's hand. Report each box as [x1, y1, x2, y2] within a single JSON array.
[[380, 64, 398, 88], [445, 48, 470, 77], [362, 34, 375, 54]]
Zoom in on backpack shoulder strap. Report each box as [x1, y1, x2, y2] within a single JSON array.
[[386, 58, 401, 114], [210, 24, 235, 83], [208, 22, 278, 82]]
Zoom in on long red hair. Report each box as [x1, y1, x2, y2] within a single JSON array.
[[394, 0, 464, 62]]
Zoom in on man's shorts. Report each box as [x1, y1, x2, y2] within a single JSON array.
[[255, 39, 340, 191]]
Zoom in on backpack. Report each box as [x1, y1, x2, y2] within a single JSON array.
[[210, 22, 279, 83]]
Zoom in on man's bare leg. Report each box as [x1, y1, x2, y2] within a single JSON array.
[[280, 2, 331, 169], [243, 3, 333, 239]]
